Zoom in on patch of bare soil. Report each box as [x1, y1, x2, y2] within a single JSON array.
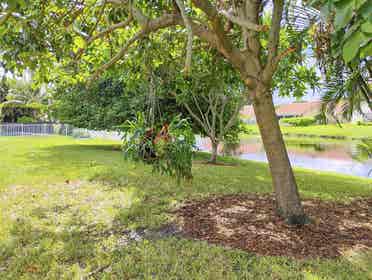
[[174, 194, 372, 259]]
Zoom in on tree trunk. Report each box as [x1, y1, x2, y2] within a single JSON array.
[[210, 140, 219, 164], [253, 92, 308, 225]]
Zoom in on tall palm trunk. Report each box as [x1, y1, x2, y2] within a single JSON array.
[[253, 92, 307, 225]]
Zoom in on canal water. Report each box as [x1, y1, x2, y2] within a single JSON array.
[[196, 136, 372, 178]]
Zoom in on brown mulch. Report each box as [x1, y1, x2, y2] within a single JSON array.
[[174, 194, 372, 259]]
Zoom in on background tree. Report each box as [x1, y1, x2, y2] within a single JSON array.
[[56, 75, 146, 130], [321, 67, 371, 123], [0, 70, 51, 123], [5, 79, 48, 106], [0, 76, 8, 103], [55, 38, 182, 130], [176, 52, 245, 163], [56, 38, 246, 164]]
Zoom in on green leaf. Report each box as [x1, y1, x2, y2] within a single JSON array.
[[342, 22, 361, 41], [8, 0, 25, 9], [360, 3, 372, 20], [342, 30, 369, 62], [354, 0, 367, 10], [73, 37, 85, 52], [334, 0, 355, 31], [319, 2, 333, 18], [360, 41, 372, 58], [361, 21, 372, 33]]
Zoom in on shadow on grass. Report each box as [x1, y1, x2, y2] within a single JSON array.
[[29, 142, 372, 204], [0, 215, 109, 279], [53, 143, 123, 151]]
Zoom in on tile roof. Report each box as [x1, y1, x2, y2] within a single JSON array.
[[275, 101, 322, 117], [241, 101, 323, 119]]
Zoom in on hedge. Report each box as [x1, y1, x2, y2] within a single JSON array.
[[281, 117, 317, 127]]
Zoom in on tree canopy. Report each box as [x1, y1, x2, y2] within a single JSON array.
[[312, 0, 371, 64], [311, 0, 372, 117]]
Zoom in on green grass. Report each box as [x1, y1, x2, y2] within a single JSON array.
[[0, 136, 372, 279], [243, 123, 372, 139]]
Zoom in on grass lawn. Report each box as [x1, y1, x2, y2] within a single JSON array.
[[1, 136, 372, 279], [243, 123, 372, 140]]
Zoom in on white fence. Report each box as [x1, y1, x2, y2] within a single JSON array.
[[0, 123, 123, 140], [70, 128, 123, 141], [0, 123, 73, 136]]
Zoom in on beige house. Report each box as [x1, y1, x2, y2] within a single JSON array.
[[241, 101, 372, 123]]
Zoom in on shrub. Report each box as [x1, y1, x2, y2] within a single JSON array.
[[17, 116, 36, 123], [71, 129, 91, 138], [281, 117, 317, 127], [357, 121, 372, 126], [0, 102, 45, 123]]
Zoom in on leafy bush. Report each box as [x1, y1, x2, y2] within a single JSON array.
[[55, 77, 147, 130], [71, 129, 91, 139], [357, 121, 372, 126], [281, 117, 317, 127], [354, 139, 372, 162], [122, 113, 195, 182], [17, 116, 36, 123], [0, 102, 44, 123], [55, 75, 181, 131]]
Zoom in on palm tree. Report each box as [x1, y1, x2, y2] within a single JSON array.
[[0, 76, 8, 103], [5, 76, 48, 105], [321, 61, 371, 123]]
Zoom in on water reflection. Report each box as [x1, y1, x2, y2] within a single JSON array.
[[196, 136, 372, 178]]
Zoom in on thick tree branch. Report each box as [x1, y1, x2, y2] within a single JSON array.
[[225, 100, 242, 132], [90, 31, 144, 82], [191, 0, 236, 58], [218, 95, 228, 138], [183, 99, 211, 134], [192, 91, 213, 133], [175, 0, 193, 74], [79, 1, 245, 81], [262, 0, 285, 85], [219, 9, 265, 32], [205, 94, 215, 135], [75, 17, 133, 60], [191, 0, 218, 19], [89, 13, 181, 82], [89, 17, 133, 43], [209, 91, 218, 139], [189, 21, 218, 48], [106, 0, 147, 26], [267, 0, 284, 59], [80, 1, 245, 83]]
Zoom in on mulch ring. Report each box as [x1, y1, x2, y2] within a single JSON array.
[[174, 194, 372, 259]]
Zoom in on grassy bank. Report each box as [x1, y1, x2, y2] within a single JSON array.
[[0, 136, 371, 279], [243, 123, 372, 140]]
